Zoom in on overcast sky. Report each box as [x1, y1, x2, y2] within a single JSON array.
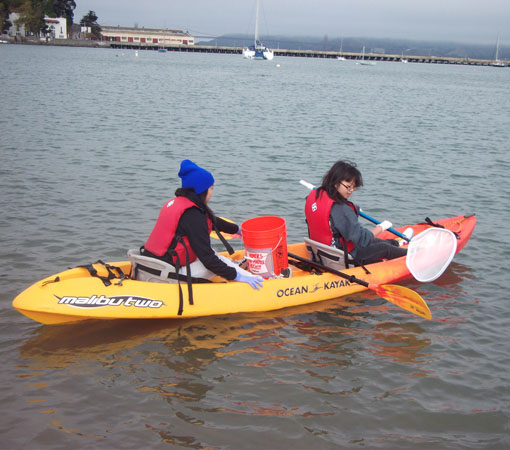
[[74, 0, 508, 45]]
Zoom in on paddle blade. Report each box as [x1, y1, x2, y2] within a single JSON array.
[[371, 284, 432, 320], [210, 231, 240, 241], [210, 217, 241, 241], [406, 228, 457, 282]]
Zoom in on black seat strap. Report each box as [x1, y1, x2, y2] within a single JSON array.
[[425, 217, 445, 229], [424, 217, 460, 239], [135, 264, 211, 284], [77, 260, 127, 287], [212, 222, 235, 255], [170, 236, 195, 316]]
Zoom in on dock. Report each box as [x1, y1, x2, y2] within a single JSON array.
[[14, 38, 507, 67], [107, 41, 507, 67]]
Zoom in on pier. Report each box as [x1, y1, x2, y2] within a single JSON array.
[[107, 41, 507, 66], [12, 38, 508, 66]]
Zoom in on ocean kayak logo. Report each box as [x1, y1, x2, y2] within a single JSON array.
[[276, 283, 321, 298], [56, 295, 164, 309], [277, 285, 310, 298], [323, 280, 351, 289], [276, 280, 351, 298]]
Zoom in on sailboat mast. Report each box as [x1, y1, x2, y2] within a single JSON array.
[[495, 34, 500, 60], [254, 0, 260, 46]]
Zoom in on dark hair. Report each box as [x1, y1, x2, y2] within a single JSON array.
[[317, 160, 363, 203], [175, 187, 217, 223]]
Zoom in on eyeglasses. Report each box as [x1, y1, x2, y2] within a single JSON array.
[[340, 182, 357, 191]]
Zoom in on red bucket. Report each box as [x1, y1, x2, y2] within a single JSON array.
[[241, 216, 288, 278]]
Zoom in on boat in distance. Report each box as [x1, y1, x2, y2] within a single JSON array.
[[491, 34, 505, 67], [242, 0, 274, 60], [358, 46, 376, 66]]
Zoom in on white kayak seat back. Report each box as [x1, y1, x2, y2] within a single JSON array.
[[127, 248, 176, 283], [304, 237, 353, 270]]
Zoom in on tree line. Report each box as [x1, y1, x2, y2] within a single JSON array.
[[0, 0, 100, 38]]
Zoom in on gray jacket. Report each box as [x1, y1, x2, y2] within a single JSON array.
[[330, 202, 374, 257]]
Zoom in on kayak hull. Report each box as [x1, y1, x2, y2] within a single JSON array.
[[12, 215, 476, 325]]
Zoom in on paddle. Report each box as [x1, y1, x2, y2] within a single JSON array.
[[299, 180, 411, 241], [210, 217, 241, 241], [288, 251, 431, 320]]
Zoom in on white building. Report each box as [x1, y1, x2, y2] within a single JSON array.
[[44, 17, 67, 39], [7, 13, 67, 39], [7, 13, 25, 38]]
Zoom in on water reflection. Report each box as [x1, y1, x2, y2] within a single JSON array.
[[16, 293, 438, 445], [412, 262, 477, 326], [368, 322, 431, 364], [433, 261, 475, 289], [19, 296, 367, 369]]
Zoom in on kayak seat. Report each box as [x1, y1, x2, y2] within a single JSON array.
[[304, 237, 354, 271], [127, 248, 177, 283]]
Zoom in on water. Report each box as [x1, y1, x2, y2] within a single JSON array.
[[1, 45, 509, 449]]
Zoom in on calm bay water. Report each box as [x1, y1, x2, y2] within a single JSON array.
[[1, 45, 509, 449]]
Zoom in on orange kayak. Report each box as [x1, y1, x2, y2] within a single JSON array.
[[12, 215, 476, 325]]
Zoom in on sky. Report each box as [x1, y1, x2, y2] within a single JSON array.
[[73, 0, 509, 45]]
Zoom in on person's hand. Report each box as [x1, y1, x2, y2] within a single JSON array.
[[235, 272, 264, 290], [236, 226, 243, 237], [379, 220, 392, 231]]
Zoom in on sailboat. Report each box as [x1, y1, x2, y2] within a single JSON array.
[[359, 46, 376, 66], [491, 35, 505, 67], [337, 37, 346, 60], [242, 0, 274, 60]]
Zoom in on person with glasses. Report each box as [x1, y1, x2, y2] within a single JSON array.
[[304, 160, 408, 266]]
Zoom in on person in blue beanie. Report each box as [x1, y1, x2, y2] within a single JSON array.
[[140, 160, 263, 289]]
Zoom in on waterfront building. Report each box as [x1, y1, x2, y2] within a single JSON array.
[[7, 13, 25, 38], [43, 17, 67, 39], [101, 26, 194, 46], [7, 13, 67, 39]]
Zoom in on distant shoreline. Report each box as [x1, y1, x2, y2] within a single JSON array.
[[3, 38, 507, 67]]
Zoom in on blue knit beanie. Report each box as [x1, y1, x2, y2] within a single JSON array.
[[178, 159, 215, 194]]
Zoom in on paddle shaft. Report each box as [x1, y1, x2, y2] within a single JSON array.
[[299, 180, 410, 241], [288, 251, 369, 287], [358, 210, 409, 241]]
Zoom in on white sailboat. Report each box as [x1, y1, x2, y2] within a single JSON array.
[[359, 46, 376, 66], [337, 37, 346, 60], [491, 35, 505, 67], [242, 0, 274, 60]]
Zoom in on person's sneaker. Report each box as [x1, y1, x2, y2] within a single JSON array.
[[270, 267, 293, 279], [235, 258, 249, 270], [399, 228, 414, 246], [281, 267, 292, 278]]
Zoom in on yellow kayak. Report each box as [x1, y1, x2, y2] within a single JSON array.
[[12, 215, 476, 325]]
